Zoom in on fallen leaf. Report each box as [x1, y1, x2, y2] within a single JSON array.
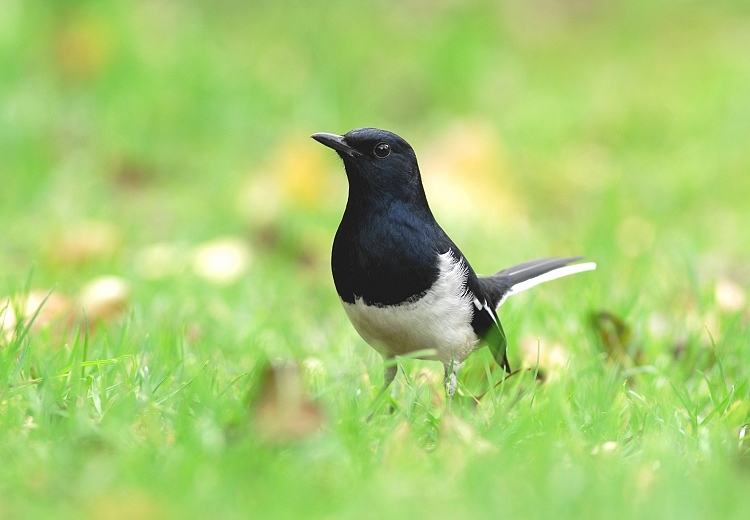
[[251, 362, 323, 443], [591, 440, 619, 455], [277, 139, 331, 210], [134, 242, 187, 280], [590, 310, 638, 364], [48, 221, 121, 265], [519, 336, 570, 379], [192, 237, 252, 285], [237, 136, 341, 227], [237, 174, 283, 228], [420, 120, 526, 226], [112, 158, 156, 190], [55, 16, 113, 81], [1, 291, 74, 342], [79, 276, 130, 323], [25, 290, 74, 330], [0, 298, 16, 342], [715, 278, 746, 313]]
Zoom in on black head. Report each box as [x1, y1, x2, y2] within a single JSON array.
[[311, 128, 426, 204]]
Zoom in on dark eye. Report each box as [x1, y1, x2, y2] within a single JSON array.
[[373, 142, 391, 158]]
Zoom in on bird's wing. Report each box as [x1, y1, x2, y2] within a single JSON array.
[[480, 257, 596, 309], [470, 292, 510, 372]]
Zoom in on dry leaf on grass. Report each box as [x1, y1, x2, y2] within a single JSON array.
[[519, 336, 571, 379], [420, 120, 526, 226], [237, 137, 340, 227], [715, 278, 746, 313], [591, 441, 619, 455], [590, 310, 640, 364], [55, 16, 113, 81], [192, 237, 252, 285], [134, 243, 187, 280], [1, 291, 74, 342], [251, 362, 323, 443], [79, 276, 131, 323], [47, 221, 121, 265]]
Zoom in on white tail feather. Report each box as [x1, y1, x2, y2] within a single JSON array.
[[497, 262, 596, 308]]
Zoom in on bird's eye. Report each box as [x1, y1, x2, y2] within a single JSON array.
[[373, 142, 391, 158]]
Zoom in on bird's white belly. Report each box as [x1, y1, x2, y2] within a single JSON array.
[[341, 251, 478, 364]]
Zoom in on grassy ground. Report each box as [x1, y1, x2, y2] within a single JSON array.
[[2, 1, 750, 518]]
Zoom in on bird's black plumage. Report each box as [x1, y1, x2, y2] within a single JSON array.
[[312, 128, 594, 400]]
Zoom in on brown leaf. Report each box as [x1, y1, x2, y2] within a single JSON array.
[[590, 310, 638, 364], [1, 291, 74, 342], [420, 120, 526, 226], [715, 278, 746, 314], [55, 16, 113, 81], [79, 276, 131, 324], [519, 336, 571, 379], [192, 237, 252, 285], [112, 159, 156, 190], [250, 362, 323, 443], [134, 243, 187, 280], [48, 221, 121, 266]]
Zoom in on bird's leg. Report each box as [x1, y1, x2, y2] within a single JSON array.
[[367, 359, 398, 420], [443, 359, 461, 404], [376, 361, 398, 401]]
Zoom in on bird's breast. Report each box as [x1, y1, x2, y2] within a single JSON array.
[[332, 212, 439, 305], [340, 251, 479, 363]]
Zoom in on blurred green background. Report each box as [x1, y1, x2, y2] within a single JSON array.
[[2, 0, 750, 518]]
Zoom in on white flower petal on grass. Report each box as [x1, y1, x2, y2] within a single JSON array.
[[192, 237, 252, 285], [79, 276, 131, 322]]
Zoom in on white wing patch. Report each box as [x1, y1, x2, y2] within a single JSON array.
[[342, 250, 479, 364], [474, 297, 499, 325]]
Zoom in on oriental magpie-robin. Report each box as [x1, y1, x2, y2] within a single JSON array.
[[312, 128, 595, 401]]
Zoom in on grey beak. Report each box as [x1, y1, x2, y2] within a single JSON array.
[[311, 132, 361, 157]]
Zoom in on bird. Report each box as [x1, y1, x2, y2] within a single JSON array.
[[311, 127, 595, 402]]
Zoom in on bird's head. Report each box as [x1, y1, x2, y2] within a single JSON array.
[[312, 128, 425, 203]]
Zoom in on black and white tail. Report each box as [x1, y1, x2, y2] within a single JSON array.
[[479, 257, 596, 309]]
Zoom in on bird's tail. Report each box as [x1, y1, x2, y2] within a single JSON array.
[[480, 257, 596, 309]]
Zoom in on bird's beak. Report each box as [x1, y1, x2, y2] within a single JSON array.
[[311, 132, 362, 157]]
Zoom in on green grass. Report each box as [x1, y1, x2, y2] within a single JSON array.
[[2, 0, 750, 518]]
